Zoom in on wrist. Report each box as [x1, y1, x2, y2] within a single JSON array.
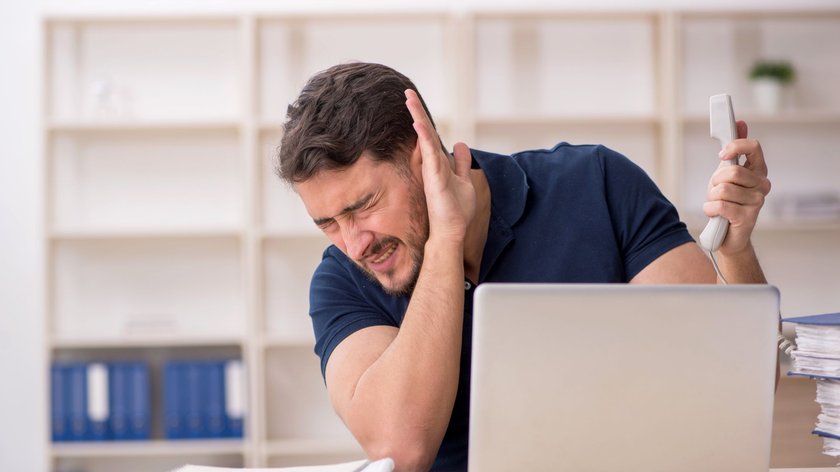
[[424, 235, 465, 261], [713, 240, 768, 284], [717, 240, 756, 260]]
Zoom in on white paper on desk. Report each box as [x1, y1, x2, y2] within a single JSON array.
[[822, 437, 840, 458], [173, 458, 394, 472]]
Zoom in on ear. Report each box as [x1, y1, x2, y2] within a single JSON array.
[[408, 139, 423, 183]]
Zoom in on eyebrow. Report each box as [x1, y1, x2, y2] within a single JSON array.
[[313, 192, 374, 226]]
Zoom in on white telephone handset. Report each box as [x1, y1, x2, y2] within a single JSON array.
[[698, 95, 796, 357], [699, 94, 743, 252]]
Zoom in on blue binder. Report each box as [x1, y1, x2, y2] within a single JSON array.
[[784, 312, 840, 326], [109, 363, 130, 440], [164, 361, 185, 439], [163, 358, 246, 440], [50, 364, 68, 442], [184, 361, 204, 438], [129, 362, 151, 440], [205, 361, 226, 438], [67, 363, 88, 441]]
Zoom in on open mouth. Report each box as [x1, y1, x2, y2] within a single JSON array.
[[371, 242, 397, 264], [366, 240, 399, 272]]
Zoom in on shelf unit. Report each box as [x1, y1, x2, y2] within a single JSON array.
[[42, 8, 840, 470], [675, 10, 840, 325]]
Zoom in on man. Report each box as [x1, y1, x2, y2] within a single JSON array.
[[277, 62, 771, 472]]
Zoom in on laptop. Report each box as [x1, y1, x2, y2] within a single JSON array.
[[469, 284, 779, 472]]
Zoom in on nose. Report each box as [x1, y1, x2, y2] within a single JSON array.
[[340, 220, 374, 261]]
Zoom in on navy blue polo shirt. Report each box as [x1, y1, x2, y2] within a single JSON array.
[[308, 143, 694, 471]]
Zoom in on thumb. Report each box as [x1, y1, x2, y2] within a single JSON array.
[[452, 142, 472, 178]]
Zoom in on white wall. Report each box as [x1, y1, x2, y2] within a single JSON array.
[[0, 0, 46, 470], [1, 1, 839, 471]]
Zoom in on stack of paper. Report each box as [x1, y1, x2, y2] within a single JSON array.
[[785, 312, 840, 464], [791, 324, 840, 378], [173, 458, 394, 472], [816, 380, 840, 457]]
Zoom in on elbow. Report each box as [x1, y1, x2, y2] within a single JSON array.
[[366, 435, 438, 472]]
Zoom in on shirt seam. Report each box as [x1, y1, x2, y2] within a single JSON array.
[[318, 314, 396, 378], [624, 227, 695, 280]]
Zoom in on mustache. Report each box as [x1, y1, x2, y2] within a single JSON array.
[[365, 236, 400, 260]]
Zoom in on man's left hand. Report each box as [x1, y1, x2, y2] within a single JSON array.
[[702, 120, 772, 255]]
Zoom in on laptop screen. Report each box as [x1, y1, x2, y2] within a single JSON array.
[[469, 284, 778, 472]]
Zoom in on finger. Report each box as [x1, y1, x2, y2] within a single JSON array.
[[405, 89, 435, 135], [452, 142, 471, 178], [405, 90, 447, 174], [736, 120, 748, 139], [703, 200, 760, 228], [404, 89, 442, 141], [708, 182, 767, 207], [412, 120, 440, 169], [720, 138, 767, 177], [709, 166, 771, 195]]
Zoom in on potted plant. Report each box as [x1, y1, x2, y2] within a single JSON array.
[[749, 60, 795, 112]]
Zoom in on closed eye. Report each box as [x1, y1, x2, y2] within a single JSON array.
[[315, 218, 336, 230], [359, 194, 380, 213], [312, 191, 380, 229]]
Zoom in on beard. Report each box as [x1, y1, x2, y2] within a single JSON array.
[[356, 177, 429, 297]]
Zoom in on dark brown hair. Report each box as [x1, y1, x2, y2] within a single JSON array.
[[276, 62, 437, 184]]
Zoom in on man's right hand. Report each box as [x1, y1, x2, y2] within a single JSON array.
[[405, 89, 475, 244]]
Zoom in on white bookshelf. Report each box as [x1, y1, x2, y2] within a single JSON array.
[[42, 8, 840, 470], [675, 10, 840, 324]]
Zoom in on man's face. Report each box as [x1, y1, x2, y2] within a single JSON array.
[[295, 152, 429, 296]]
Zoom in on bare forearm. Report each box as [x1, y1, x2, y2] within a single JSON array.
[[716, 241, 767, 284], [347, 238, 465, 465]]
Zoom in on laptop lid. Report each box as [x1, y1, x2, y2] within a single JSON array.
[[469, 284, 779, 472]]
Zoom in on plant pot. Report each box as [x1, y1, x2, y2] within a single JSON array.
[[751, 78, 783, 113]]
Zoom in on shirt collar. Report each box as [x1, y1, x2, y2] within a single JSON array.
[[470, 148, 530, 282]]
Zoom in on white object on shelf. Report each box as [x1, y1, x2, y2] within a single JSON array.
[[225, 360, 247, 424], [86, 76, 132, 118], [87, 363, 110, 424], [751, 77, 784, 113], [769, 192, 840, 221]]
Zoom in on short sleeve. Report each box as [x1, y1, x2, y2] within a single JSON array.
[[598, 145, 695, 280], [309, 249, 399, 380]]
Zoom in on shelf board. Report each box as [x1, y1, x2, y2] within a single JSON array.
[[258, 117, 452, 133], [49, 227, 243, 240], [260, 229, 327, 241], [50, 439, 246, 458], [476, 114, 660, 127], [263, 337, 315, 350], [754, 220, 840, 232], [258, 120, 284, 133], [51, 334, 246, 349], [47, 119, 241, 133], [263, 439, 362, 457], [682, 110, 840, 126]]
